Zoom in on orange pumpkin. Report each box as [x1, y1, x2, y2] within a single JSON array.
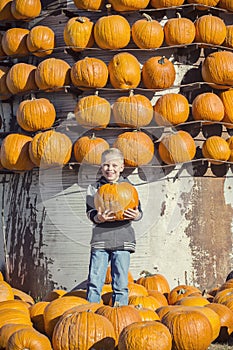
[[132, 305, 160, 321], [202, 136, 231, 164], [0, 281, 14, 301], [7, 328, 52, 350], [2, 28, 29, 56], [0, 324, 32, 350], [226, 136, 233, 162], [63, 16, 94, 52], [11, 0, 41, 19], [94, 182, 139, 221], [29, 301, 49, 333], [73, 0, 104, 9], [27, 25, 55, 57], [136, 272, 170, 294], [194, 14, 226, 46], [192, 92, 224, 122], [108, 52, 141, 89], [71, 57, 108, 89], [118, 320, 172, 350], [164, 13, 196, 46], [224, 25, 233, 48], [218, 0, 233, 11], [0, 0, 15, 20], [158, 130, 196, 165], [74, 93, 111, 129], [150, 0, 185, 8], [52, 310, 116, 350], [0, 134, 34, 171], [205, 303, 233, 342], [113, 130, 155, 167], [29, 130, 72, 168], [128, 295, 163, 310], [219, 89, 233, 128], [73, 134, 109, 165], [154, 93, 190, 126], [202, 50, 233, 89], [132, 13, 164, 49], [108, 0, 150, 11], [35, 58, 71, 90], [0, 66, 11, 100], [94, 11, 131, 50], [16, 97, 56, 132], [12, 288, 35, 306], [187, 0, 220, 9], [113, 90, 153, 128], [6, 63, 37, 94], [142, 56, 176, 89]]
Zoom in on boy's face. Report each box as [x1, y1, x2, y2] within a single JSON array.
[[101, 156, 124, 183]]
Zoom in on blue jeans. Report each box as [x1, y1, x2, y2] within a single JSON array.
[[87, 249, 130, 306]]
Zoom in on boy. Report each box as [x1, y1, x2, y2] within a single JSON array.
[[86, 147, 143, 305]]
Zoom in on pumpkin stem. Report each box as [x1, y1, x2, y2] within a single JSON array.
[[158, 56, 166, 65], [135, 304, 143, 309], [76, 16, 85, 23], [30, 92, 36, 100], [94, 90, 99, 96], [129, 89, 134, 97], [176, 12, 181, 18], [106, 3, 112, 15], [113, 301, 120, 307], [177, 288, 186, 295], [140, 270, 153, 277], [142, 13, 153, 22], [91, 133, 96, 139]]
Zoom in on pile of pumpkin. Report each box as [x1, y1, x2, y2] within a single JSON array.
[[1, 268, 233, 349]]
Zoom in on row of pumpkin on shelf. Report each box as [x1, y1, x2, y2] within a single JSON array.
[[0, 49, 233, 97], [4, 89, 233, 132], [0, 127, 233, 171], [1, 12, 233, 56]]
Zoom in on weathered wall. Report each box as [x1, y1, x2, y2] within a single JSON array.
[[0, 1, 233, 298]]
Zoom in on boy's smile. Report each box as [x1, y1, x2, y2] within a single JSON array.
[[101, 157, 124, 183]]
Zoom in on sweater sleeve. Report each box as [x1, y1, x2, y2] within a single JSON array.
[[86, 184, 98, 223]]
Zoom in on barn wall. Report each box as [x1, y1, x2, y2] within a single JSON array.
[[0, 1, 233, 298]]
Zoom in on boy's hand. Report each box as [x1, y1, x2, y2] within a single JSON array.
[[123, 207, 140, 220], [96, 207, 116, 222]]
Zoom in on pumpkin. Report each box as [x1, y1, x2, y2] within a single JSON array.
[[64, 16, 94, 52], [43, 289, 67, 302], [118, 320, 172, 350], [52, 310, 116, 350], [108, 0, 150, 11], [132, 305, 160, 321], [142, 56, 176, 89], [7, 327, 52, 350], [226, 136, 233, 162], [113, 130, 154, 167], [73, 134, 109, 165], [29, 130, 72, 168], [150, 0, 185, 8], [29, 301, 49, 333], [205, 303, 233, 342], [108, 52, 141, 89], [74, 92, 111, 129], [0, 271, 3, 280], [0, 300, 30, 315], [187, 0, 220, 9], [128, 283, 148, 297], [16, 97, 56, 132], [61, 302, 101, 313], [1, 134, 34, 171], [0, 324, 32, 349], [13, 288, 35, 306], [105, 265, 134, 284], [147, 290, 168, 305], [194, 14, 226, 46], [161, 308, 213, 350], [136, 272, 170, 294], [192, 92, 224, 122], [164, 13, 196, 46], [6, 63, 37, 94], [219, 89, 233, 128], [11, 0, 41, 19], [95, 304, 141, 344], [224, 25, 233, 48], [128, 295, 163, 310], [94, 10, 131, 50], [0, 308, 32, 328], [131, 13, 164, 49], [194, 306, 221, 341], [158, 130, 196, 165], [202, 136, 231, 164], [201, 50, 233, 89], [0, 66, 11, 100], [71, 57, 108, 89], [73, 0, 104, 9], [44, 295, 89, 338], [35, 58, 71, 90], [218, 0, 233, 11], [213, 287, 233, 304], [167, 284, 201, 305], [27, 25, 55, 57], [94, 182, 139, 220], [113, 90, 153, 128], [1, 28, 29, 56], [175, 295, 210, 307], [0, 0, 15, 20], [153, 93, 190, 126]]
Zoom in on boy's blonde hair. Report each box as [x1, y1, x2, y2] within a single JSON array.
[[101, 148, 124, 164]]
